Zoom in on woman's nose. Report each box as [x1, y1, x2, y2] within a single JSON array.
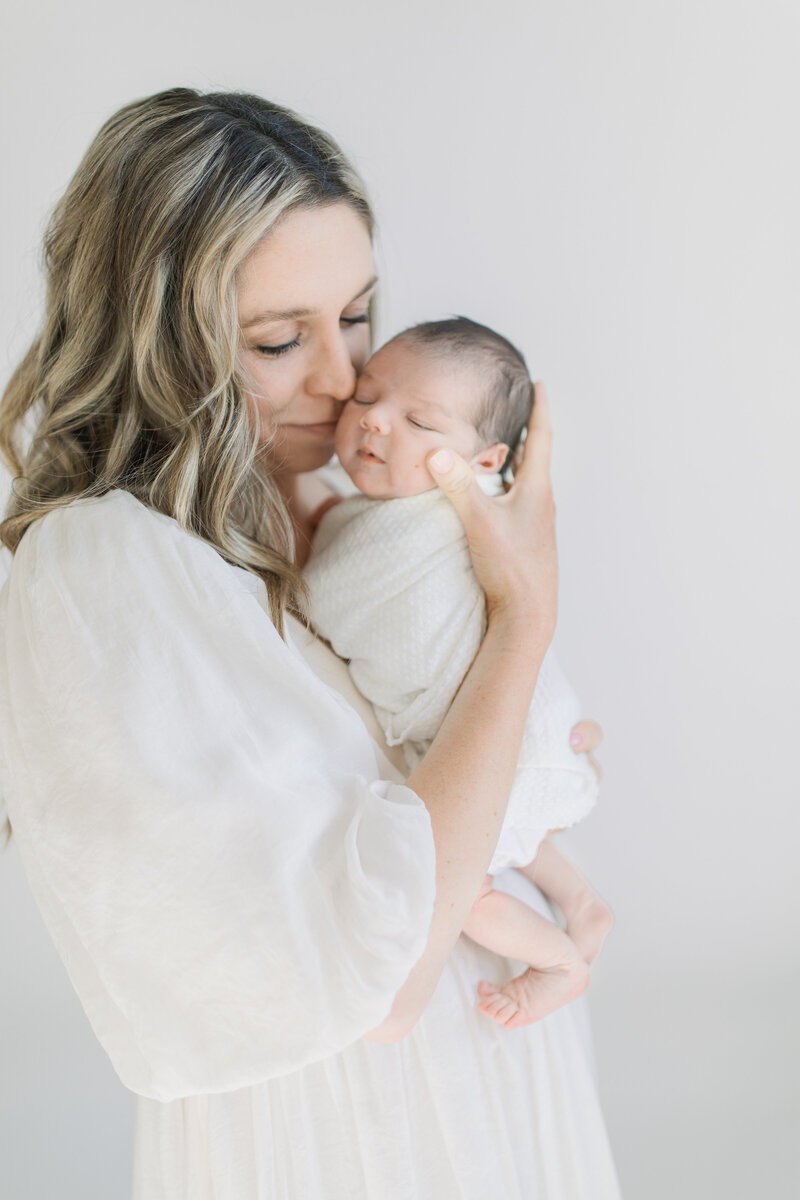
[[307, 330, 357, 402]]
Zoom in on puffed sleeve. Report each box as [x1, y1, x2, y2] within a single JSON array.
[[0, 491, 436, 1101]]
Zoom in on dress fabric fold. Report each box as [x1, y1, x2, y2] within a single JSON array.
[[0, 489, 621, 1198], [0, 491, 436, 1100]]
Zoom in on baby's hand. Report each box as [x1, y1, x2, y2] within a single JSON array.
[[569, 719, 603, 782]]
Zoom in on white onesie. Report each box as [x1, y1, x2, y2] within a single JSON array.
[[304, 486, 598, 873]]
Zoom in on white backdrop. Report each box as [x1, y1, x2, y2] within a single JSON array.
[[1, 2, 799, 1196]]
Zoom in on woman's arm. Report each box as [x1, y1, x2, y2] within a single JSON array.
[[2, 491, 441, 1097], [365, 383, 558, 1040]]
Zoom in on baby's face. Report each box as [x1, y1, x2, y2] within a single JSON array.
[[335, 339, 500, 499]]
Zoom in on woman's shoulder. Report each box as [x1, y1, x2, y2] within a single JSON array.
[[25, 489, 188, 552], [2, 489, 287, 697], [20, 489, 217, 569], [12, 489, 262, 612]]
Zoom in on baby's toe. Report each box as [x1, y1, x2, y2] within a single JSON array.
[[478, 982, 514, 1017], [479, 992, 520, 1025], [503, 1009, 536, 1031]]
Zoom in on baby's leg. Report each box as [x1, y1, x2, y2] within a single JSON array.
[[463, 876, 590, 1029], [519, 839, 613, 964]]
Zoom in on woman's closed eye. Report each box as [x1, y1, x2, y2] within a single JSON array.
[[256, 313, 370, 358], [256, 337, 301, 358]]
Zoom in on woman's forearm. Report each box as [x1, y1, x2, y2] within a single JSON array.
[[365, 395, 557, 1041], [364, 608, 548, 1041]]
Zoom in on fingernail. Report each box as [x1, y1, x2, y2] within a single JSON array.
[[569, 732, 583, 748], [429, 450, 453, 473]]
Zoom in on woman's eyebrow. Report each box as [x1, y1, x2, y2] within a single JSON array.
[[242, 276, 378, 330]]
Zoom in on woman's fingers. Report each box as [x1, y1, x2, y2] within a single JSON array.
[[426, 449, 487, 517], [426, 449, 476, 496], [426, 380, 557, 636], [512, 381, 552, 487]]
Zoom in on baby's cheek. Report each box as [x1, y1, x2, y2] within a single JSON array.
[[405, 456, 436, 494], [333, 419, 355, 461]]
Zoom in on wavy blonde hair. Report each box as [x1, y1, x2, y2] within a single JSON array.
[[0, 88, 374, 629]]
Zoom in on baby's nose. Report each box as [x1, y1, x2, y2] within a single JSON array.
[[361, 407, 391, 435]]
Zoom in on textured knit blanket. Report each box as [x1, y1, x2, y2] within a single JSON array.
[[305, 488, 598, 873]]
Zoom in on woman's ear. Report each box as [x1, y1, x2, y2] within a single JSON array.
[[469, 442, 510, 475]]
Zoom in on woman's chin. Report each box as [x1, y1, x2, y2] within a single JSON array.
[[266, 441, 337, 476]]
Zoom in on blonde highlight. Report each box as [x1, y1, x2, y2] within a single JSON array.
[[0, 88, 374, 631]]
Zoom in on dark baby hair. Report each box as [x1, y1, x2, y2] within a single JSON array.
[[394, 316, 533, 474]]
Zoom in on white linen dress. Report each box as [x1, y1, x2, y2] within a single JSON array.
[[0, 490, 621, 1199]]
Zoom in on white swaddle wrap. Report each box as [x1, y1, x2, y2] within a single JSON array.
[[305, 486, 598, 873]]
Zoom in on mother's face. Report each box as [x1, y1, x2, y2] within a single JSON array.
[[237, 203, 376, 475]]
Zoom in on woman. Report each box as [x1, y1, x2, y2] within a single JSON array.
[[0, 89, 619, 1197]]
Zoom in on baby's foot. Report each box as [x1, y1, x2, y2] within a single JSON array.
[[477, 954, 590, 1031], [566, 896, 613, 965]]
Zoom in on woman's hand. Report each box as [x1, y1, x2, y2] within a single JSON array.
[[371, 385, 568, 1042], [570, 718, 604, 781], [426, 381, 557, 643]]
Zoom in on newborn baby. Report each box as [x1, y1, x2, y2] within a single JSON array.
[[305, 317, 612, 1028]]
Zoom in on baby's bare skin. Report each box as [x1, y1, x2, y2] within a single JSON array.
[[329, 330, 610, 1031], [464, 839, 613, 1029]]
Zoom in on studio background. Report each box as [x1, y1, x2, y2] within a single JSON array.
[[1, 2, 798, 1196]]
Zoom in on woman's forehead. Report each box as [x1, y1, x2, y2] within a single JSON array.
[[237, 204, 374, 324]]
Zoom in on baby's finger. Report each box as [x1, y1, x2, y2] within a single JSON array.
[[569, 719, 604, 754], [585, 752, 603, 782]]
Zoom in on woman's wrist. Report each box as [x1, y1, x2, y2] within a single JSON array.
[[485, 601, 554, 659]]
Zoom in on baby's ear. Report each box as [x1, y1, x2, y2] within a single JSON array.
[[470, 442, 510, 475]]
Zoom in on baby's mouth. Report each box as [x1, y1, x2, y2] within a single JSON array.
[[356, 446, 386, 465]]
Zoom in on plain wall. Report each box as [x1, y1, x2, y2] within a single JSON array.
[[1, 1, 798, 1196]]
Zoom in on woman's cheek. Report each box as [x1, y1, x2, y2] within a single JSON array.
[[247, 356, 299, 418], [348, 326, 371, 373]]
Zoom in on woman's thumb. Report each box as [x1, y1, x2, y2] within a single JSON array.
[[426, 449, 481, 513]]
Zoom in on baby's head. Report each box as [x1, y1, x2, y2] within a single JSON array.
[[334, 317, 533, 499]]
